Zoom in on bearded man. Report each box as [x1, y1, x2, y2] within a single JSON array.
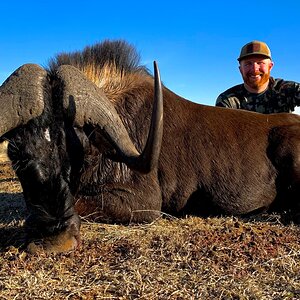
[[215, 41, 300, 113]]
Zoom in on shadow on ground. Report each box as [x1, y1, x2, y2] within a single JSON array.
[[0, 192, 27, 251]]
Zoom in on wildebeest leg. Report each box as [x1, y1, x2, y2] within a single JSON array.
[[268, 124, 300, 223], [75, 178, 162, 223]]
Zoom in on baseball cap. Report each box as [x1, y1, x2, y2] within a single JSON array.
[[238, 41, 272, 61]]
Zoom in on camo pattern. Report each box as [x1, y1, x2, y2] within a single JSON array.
[[215, 77, 300, 114]]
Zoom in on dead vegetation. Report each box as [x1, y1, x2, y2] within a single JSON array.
[[0, 141, 8, 162], [0, 159, 299, 300]]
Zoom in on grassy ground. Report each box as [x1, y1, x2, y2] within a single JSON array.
[[0, 156, 299, 299]]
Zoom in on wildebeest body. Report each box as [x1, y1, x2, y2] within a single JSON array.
[[1, 40, 300, 252], [73, 80, 300, 220]]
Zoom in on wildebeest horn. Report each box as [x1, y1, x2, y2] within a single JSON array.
[[136, 61, 163, 172], [56, 61, 163, 173], [0, 64, 47, 137]]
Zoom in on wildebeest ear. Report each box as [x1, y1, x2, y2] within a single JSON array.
[[0, 64, 47, 137]]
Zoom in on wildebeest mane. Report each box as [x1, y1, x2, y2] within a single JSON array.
[[48, 40, 151, 102], [48, 40, 145, 72]]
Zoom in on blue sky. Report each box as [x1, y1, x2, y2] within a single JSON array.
[[1, 0, 300, 106]]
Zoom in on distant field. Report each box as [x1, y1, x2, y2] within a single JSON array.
[[0, 159, 299, 299]]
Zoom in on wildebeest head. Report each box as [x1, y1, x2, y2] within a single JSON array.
[[0, 49, 163, 253]]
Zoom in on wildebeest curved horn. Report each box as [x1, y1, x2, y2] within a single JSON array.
[[136, 61, 163, 172], [0, 64, 46, 137], [56, 61, 163, 173]]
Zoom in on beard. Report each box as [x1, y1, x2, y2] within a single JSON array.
[[242, 71, 270, 90]]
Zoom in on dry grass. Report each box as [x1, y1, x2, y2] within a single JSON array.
[[0, 141, 9, 162], [0, 160, 299, 300]]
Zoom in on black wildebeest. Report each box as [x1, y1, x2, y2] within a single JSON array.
[[1, 40, 300, 253]]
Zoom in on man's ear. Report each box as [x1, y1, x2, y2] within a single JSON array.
[[238, 65, 242, 75]]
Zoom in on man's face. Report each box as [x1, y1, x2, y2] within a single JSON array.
[[239, 55, 274, 92]]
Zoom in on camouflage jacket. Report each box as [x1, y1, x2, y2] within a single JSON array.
[[215, 77, 300, 114]]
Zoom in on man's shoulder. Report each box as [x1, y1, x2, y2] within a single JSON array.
[[217, 84, 244, 99], [216, 84, 244, 108], [271, 77, 299, 90]]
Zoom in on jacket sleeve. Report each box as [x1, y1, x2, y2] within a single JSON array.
[[293, 81, 300, 107]]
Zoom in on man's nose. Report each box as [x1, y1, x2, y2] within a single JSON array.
[[251, 62, 260, 71]]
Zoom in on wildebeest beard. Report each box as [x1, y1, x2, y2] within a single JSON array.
[[74, 125, 133, 197], [77, 152, 132, 196]]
